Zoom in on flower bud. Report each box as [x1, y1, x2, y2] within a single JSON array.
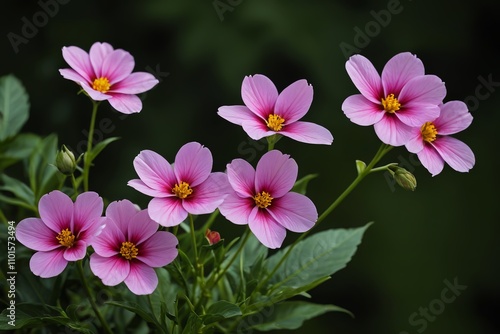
[[205, 229, 221, 245], [55, 145, 76, 176], [390, 166, 417, 191]]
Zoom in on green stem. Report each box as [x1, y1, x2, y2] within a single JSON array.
[[83, 101, 100, 192], [71, 174, 78, 199], [189, 214, 200, 300], [202, 209, 220, 232], [76, 260, 113, 334]]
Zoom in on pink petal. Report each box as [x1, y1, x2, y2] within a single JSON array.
[[255, 150, 297, 198], [73, 192, 103, 234], [137, 231, 178, 267], [399, 75, 446, 108], [127, 209, 159, 245], [241, 119, 275, 140], [38, 190, 73, 233], [396, 104, 441, 128], [16, 218, 59, 252], [241, 74, 278, 118], [133, 150, 175, 194], [280, 121, 333, 145], [268, 193, 317, 233], [89, 42, 114, 78], [342, 94, 384, 126], [432, 136, 475, 173], [404, 130, 425, 154], [274, 79, 313, 123], [90, 254, 130, 286], [374, 115, 413, 146], [30, 249, 68, 278], [102, 49, 135, 84], [174, 142, 212, 187], [345, 55, 383, 104], [218, 192, 254, 225], [182, 172, 229, 214], [107, 93, 142, 114], [381, 52, 425, 95], [417, 145, 445, 176], [91, 218, 124, 257], [61, 46, 94, 83], [148, 197, 188, 227], [434, 101, 473, 135], [59, 68, 89, 86], [124, 262, 158, 295], [63, 240, 87, 261], [248, 207, 286, 249], [226, 159, 256, 198], [110, 72, 159, 94], [106, 200, 139, 232], [128, 179, 168, 197], [217, 105, 259, 126], [80, 81, 112, 101]]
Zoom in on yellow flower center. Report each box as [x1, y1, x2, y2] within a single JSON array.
[[381, 94, 401, 113], [120, 241, 139, 260], [92, 77, 111, 93], [254, 191, 273, 208], [56, 228, 75, 248], [172, 181, 193, 199], [421, 122, 438, 143], [266, 114, 285, 131]]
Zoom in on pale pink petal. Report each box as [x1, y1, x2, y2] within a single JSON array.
[[127, 209, 159, 245], [38, 190, 73, 233], [63, 240, 87, 261], [90, 254, 130, 286], [280, 121, 333, 145], [396, 104, 441, 127], [106, 200, 139, 232], [218, 192, 254, 225], [434, 101, 473, 135], [59, 68, 89, 86], [73, 192, 103, 233], [241, 74, 278, 118], [374, 115, 413, 146], [124, 262, 158, 295], [107, 93, 142, 114], [381, 52, 425, 95], [30, 249, 67, 278], [80, 81, 112, 101], [174, 142, 212, 187], [417, 145, 445, 176], [432, 137, 475, 173], [89, 42, 114, 78], [217, 105, 260, 126], [274, 79, 313, 123], [345, 54, 383, 104], [61, 46, 94, 83], [255, 150, 297, 198], [128, 179, 168, 197], [182, 173, 229, 214], [405, 130, 425, 154], [241, 119, 275, 140], [248, 208, 286, 249], [16, 218, 59, 252], [342, 94, 384, 126], [399, 75, 446, 107], [91, 219, 123, 257], [110, 72, 159, 94], [102, 49, 134, 84], [133, 150, 175, 193], [268, 193, 317, 233], [148, 197, 187, 227], [226, 159, 255, 198], [137, 231, 178, 267]]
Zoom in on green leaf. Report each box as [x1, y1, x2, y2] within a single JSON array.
[[87, 136, 120, 162], [0, 302, 70, 330], [0, 173, 36, 210], [0, 133, 41, 171], [355, 160, 366, 174], [106, 300, 160, 327], [181, 312, 203, 334], [0, 75, 30, 141], [28, 133, 60, 200], [202, 301, 242, 325], [291, 174, 318, 195]]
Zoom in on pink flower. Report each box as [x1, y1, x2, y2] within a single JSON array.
[[218, 74, 333, 145], [341, 52, 446, 146], [219, 150, 318, 249], [90, 200, 178, 295], [405, 101, 475, 176], [128, 142, 230, 227], [59, 42, 159, 114], [16, 191, 104, 278]]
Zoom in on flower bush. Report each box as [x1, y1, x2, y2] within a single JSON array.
[[0, 44, 474, 333]]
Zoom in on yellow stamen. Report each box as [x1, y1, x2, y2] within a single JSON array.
[[421, 122, 438, 143], [120, 241, 139, 260], [266, 114, 285, 131], [172, 181, 193, 199], [56, 228, 75, 248], [381, 93, 401, 113], [92, 77, 111, 93], [254, 191, 273, 208]]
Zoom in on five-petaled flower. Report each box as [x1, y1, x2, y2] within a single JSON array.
[[59, 41, 159, 114], [219, 150, 318, 249], [89, 199, 178, 295], [16, 191, 105, 278], [128, 142, 230, 226], [218, 74, 333, 145], [342, 52, 446, 146], [405, 101, 475, 176]]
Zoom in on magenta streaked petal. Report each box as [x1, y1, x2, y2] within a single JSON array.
[[241, 74, 278, 118], [133, 150, 175, 193], [432, 136, 475, 173], [107, 93, 142, 114], [381, 52, 425, 95], [61, 46, 93, 83], [127, 209, 159, 245], [16, 218, 59, 251], [217, 105, 259, 126], [89, 42, 114, 78], [30, 249, 67, 278], [434, 101, 473, 135], [90, 254, 130, 286], [374, 115, 413, 146], [174, 142, 212, 187], [405, 130, 425, 154], [269, 193, 317, 233], [91, 219, 123, 257], [128, 179, 168, 197], [396, 104, 441, 127], [72, 192, 103, 233], [417, 145, 445, 176], [342, 94, 384, 126], [102, 49, 134, 84], [255, 150, 297, 198], [39, 190, 73, 233], [345, 54, 383, 104], [182, 173, 229, 215], [226, 159, 255, 198], [280, 121, 333, 145], [137, 231, 178, 267], [218, 192, 254, 225], [241, 119, 275, 140], [399, 75, 446, 107], [80, 81, 112, 101], [106, 200, 139, 232], [148, 197, 187, 227], [124, 262, 158, 295], [59, 68, 89, 86], [274, 79, 313, 123], [110, 72, 159, 94], [248, 208, 286, 249], [63, 240, 87, 261]]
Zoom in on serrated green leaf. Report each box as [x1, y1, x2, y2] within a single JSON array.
[[291, 174, 318, 195], [0, 75, 30, 141], [202, 300, 242, 325]]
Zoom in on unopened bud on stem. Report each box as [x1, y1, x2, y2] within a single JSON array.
[[55, 145, 77, 176], [389, 165, 417, 191]]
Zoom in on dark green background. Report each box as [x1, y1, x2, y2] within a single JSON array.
[[2, 0, 499, 333]]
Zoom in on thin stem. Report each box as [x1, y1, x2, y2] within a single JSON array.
[[83, 101, 100, 192], [189, 214, 200, 300], [202, 209, 220, 232], [71, 174, 78, 199]]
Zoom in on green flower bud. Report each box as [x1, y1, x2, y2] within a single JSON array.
[[389, 166, 417, 191], [56, 145, 76, 176]]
